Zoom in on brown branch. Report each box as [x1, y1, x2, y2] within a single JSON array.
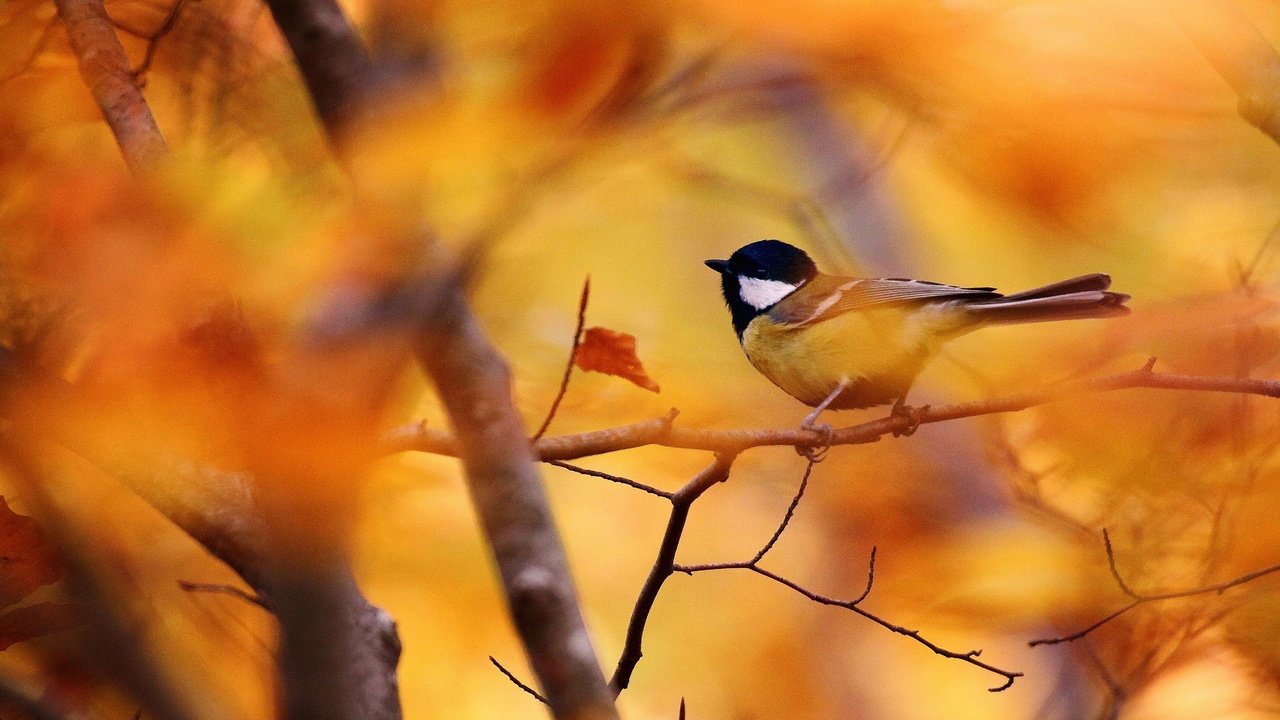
[[54, 0, 167, 171], [177, 580, 270, 610], [259, 0, 620, 710], [1028, 528, 1280, 647], [490, 656, 550, 706], [126, 0, 190, 80], [259, 0, 371, 143], [533, 277, 590, 440], [545, 459, 673, 500], [390, 360, 1280, 462], [610, 454, 736, 693], [415, 279, 620, 720], [672, 463, 1021, 692], [1169, 0, 1280, 144]]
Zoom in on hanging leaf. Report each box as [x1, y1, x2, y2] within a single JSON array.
[[573, 326, 660, 393], [0, 497, 65, 608], [0, 601, 83, 650]]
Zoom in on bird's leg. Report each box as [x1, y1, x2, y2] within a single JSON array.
[[797, 381, 847, 462], [890, 393, 928, 437]]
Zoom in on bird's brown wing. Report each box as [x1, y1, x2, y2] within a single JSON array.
[[769, 275, 1001, 327]]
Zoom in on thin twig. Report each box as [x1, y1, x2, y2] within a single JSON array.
[[489, 656, 549, 705], [1028, 528, 1280, 647], [533, 277, 590, 440], [545, 459, 672, 500], [609, 454, 736, 694], [177, 580, 270, 610], [672, 461, 1022, 692]]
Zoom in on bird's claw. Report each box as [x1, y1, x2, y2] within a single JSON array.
[[797, 421, 834, 462], [890, 402, 929, 437]]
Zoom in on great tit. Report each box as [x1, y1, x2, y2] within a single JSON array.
[[705, 239, 1130, 421]]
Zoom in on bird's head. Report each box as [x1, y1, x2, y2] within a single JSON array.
[[705, 239, 817, 336]]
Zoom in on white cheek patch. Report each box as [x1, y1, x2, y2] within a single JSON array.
[[738, 276, 799, 310]]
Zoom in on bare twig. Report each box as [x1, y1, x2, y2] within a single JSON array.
[[673, 462, 1021, 692], [610, 454, 736, 693], [390, 361, 1280, 462], [123, 0, 191, 80], [489, 656, 549, 705], [54, 0, 167, 171], [1029, 528, 1280, 647], [177, 580, 270, 610], [545, 459, 673, 500], [533, 277, 590, 440]]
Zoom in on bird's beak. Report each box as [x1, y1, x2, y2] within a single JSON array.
[[704, 259, 729, 274]]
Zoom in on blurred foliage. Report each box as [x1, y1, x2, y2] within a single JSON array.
[[2, 0, 1280, 718]]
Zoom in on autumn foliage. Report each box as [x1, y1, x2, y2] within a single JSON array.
[[3, 1, 1280, 720]]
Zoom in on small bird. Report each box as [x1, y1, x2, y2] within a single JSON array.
[[705, 239, 1130, 427]]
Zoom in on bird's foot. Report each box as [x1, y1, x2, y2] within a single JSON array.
[[890, 401, 929, 437], [797, 421, 834, 463]]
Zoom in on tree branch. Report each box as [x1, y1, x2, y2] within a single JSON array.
[[673, 462, 1022, 692], [610, 454, 736, 693], [53, 0, 167, 171], [1028, 528, 1280, 647], [389, 360, 1280, 461]]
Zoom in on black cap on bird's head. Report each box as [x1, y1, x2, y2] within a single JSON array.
[[705, 240, 817, 337], [704, 239, 818, 285]]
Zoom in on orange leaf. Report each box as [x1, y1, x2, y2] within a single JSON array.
[[0, 497, 64, 608], [573, 326, 660, 393], [0, 601, 83, 650]]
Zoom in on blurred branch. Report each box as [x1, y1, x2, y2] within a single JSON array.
[[533, 277, 590, 440], [0, 17, 59, 84], [1170, 0, 1280, 144], [0, 442, 200, 720], [390, 359, 1280, 460], [178, 580, 270, 610], [1029, 528, 1280, 647], [53, 0, 167, 171], [0, 673, 69, 720], [610, 454, 736, 693], [0, 349, 405, 720], [259, 0, 371, 142], [109, 0, 190, 80]]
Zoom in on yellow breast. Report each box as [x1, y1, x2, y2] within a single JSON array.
[[740, 307, 938, 409]]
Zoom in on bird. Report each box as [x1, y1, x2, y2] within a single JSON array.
[[705, 239, 1130, 430]]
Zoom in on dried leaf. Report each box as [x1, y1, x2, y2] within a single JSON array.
[[0, 497, 64, 608], [573, 326, 660, 393], [0, 601, 82, 650]]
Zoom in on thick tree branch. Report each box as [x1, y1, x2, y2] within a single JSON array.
[[53, 0, 167, 171], [389, 360, 1280, 461], [416, 283, 619, 720]]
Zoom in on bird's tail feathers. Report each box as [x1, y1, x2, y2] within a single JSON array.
[[965, 288, 1130, 325], [998, 273, 1114, 302]]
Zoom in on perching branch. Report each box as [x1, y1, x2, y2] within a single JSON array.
[[53, 0, 167, 171], [1028, 528, 1280, 647], [389, 359, 1280, 462]]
